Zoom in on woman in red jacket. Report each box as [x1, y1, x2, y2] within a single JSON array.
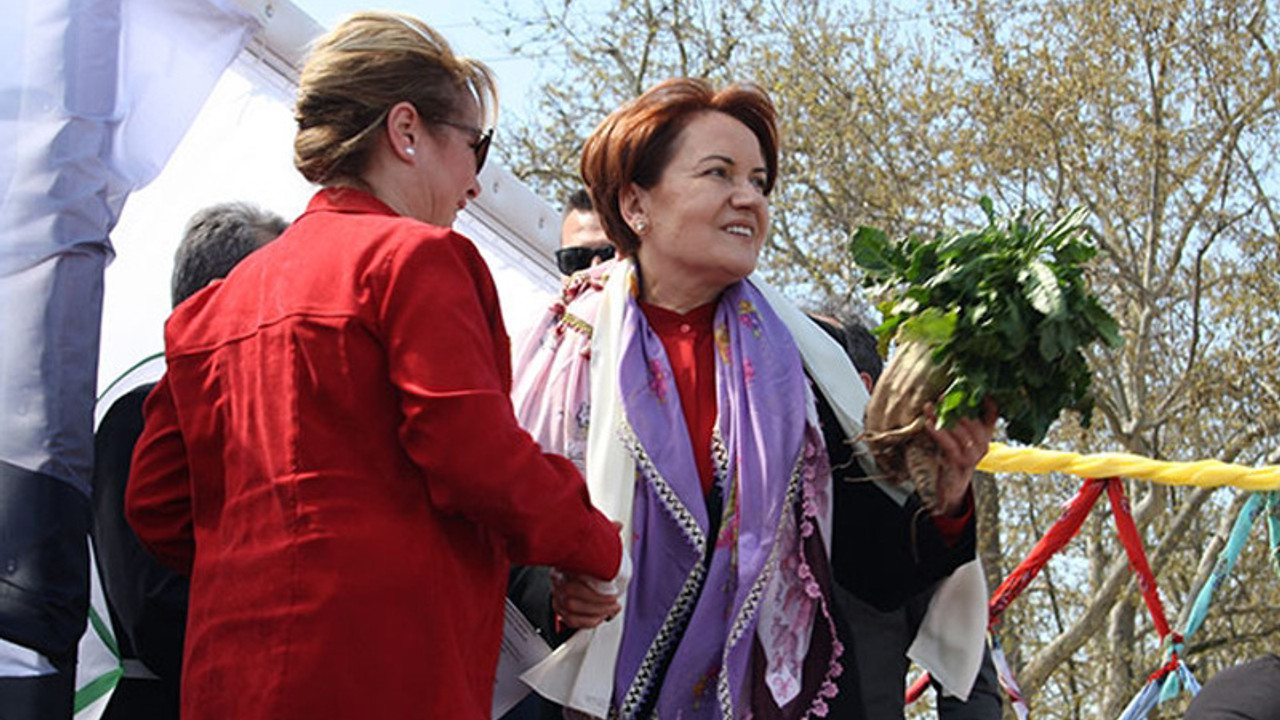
[[125, 13, 621, 720]]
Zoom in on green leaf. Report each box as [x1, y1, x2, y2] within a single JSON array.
[[849, 226, 897, 277], [891, 297, 922, 317], [1084, 296, 1123, 348], [1037, 320, 1063, 361], [937, 229, 983, 260], [937, 384, 969, 427], [979, 195, 995, 222], [1042, 206, 1088, 247], [994, 297, 1028, 353], [897, 307, 957, 345], [1056, 237, 1096, 266], [1021, 260, 1064, 316], [850, 200, 1118, 444]]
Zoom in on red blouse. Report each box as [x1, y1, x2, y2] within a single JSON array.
[[639, 300, 718, 497]]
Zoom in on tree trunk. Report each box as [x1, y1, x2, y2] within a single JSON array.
[[975, 470, 1004, 595], [1102, 598, 1137, 717]]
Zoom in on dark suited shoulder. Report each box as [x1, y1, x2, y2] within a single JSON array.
[[813, 382, 976, 612], [1185, 654, 1280, 720], [92, 383, 189, 682]]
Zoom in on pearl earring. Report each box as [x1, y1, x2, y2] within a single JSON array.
[[405, 147, 416, 156], [635, 219, 647, 234]]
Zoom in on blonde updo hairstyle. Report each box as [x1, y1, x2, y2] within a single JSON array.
[[294, 12, 497, 186]]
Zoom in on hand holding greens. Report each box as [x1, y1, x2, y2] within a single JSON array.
[[850, 199, 1121, 506]]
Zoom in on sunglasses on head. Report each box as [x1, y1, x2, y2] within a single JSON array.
[[437, 119, 493, 173], [555, 244, 616, 275]]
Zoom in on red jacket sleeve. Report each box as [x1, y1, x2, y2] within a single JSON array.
[[377, 231, 621, 579], [125, 375, 195, 577]]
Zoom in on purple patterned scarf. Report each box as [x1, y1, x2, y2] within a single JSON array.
[[609, 271, 843, 719]]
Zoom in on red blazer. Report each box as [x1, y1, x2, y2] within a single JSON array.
[[127, 187, 620, 720]]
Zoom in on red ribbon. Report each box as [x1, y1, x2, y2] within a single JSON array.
[[906, 478, 1176, 706], [1105, 479, 1173, 639]]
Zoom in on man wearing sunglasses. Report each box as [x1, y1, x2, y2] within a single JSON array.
[[554, 189, 614, 276]]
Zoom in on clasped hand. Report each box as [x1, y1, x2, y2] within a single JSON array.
[[548, 404, 996, 626], [550, 568, 622, 629], [551, 520, 625, 629]]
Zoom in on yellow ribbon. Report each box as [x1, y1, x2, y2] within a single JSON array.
[[976, 442, 1280, 491]]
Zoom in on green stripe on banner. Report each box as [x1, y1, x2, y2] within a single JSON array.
[[96, 351, 164, 402], [75, 603, 124, 715], [74, 667, 124, 713], [89, 605, 120, 659]]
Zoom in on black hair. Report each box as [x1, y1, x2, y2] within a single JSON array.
[[564, 188, 593, 214], [843, 321, 883, 384], [808, 313, 884, 384]]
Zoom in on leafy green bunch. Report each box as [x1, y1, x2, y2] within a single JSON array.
[[850, 199, 1122, 444]]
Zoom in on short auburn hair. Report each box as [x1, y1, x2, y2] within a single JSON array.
[[294, 12, 497, 186], [580, 78, 778, 255]]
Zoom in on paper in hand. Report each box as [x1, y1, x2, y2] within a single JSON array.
[[491, 598, 553, 719]]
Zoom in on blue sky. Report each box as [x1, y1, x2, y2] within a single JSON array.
[[293, 0, 553, 122]]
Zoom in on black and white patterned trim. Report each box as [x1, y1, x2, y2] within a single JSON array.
[[614, 420, 710, 719], [617, 557, 707, 719], [711, 429, 729, 489], [619, 421, 706, 555], [716, 449, 806, 719]]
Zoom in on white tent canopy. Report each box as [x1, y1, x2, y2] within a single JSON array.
[[1, 1, 563, 716], [100, 0, 564, 391]]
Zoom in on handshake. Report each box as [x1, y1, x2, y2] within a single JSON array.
[[550, 523, 631, 629]]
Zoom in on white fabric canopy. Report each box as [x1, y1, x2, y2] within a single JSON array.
[[0, 0, 257, 701], [2, 4, 567, 717]]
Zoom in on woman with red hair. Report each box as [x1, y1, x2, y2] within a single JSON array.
[[512, 78, 994, 719]]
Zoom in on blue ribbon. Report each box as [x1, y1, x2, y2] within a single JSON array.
[[1118, 490, 1278, 718]]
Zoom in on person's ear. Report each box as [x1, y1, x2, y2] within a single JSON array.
[[618, 183, 651, 237], [385, 101, 421, 163], [859, 372, 874, 394]]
